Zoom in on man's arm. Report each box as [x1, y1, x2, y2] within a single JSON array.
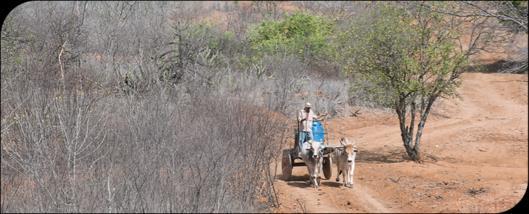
[[316, 112, 328, 121]]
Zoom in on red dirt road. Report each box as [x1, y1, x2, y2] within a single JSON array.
[[273, 72, 528, 213]]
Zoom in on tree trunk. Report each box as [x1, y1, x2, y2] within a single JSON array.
[[412, 96, 437, 162], [397, 93, 436, 163], [396, 97, 408, 146], [403, 137, 416, 160], [405, 144, 421, 162], [409, 95, 437, 162]]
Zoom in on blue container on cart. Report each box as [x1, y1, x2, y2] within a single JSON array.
[[312, 120, 325, 143]]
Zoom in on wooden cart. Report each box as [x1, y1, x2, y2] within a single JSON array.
[[282, 119, 332, 181]]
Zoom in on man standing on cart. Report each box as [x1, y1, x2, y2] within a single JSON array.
[[297, 102, 326, 155]]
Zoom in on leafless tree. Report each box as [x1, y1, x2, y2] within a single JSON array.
[[416, 1, 528, 72]]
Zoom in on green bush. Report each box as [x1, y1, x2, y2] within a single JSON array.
[[247, 12, 335, 62]]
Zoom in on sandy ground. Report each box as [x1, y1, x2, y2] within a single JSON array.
[[273, 72, 528, 213]]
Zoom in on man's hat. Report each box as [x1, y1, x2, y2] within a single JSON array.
[[305, 102, 311, 108]]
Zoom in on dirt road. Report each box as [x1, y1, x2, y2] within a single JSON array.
[[273, 72, 528, 213]]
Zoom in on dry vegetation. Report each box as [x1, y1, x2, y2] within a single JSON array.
[[1, 1, 526, 213], [0, 2, 350, 212]]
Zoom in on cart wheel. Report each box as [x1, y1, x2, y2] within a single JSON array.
[[282, 149, 293, 180], [323, 156, 332, 180]]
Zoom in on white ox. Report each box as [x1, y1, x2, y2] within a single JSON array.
[[333, 137, 358, 188], [300, 140, 326, 188]]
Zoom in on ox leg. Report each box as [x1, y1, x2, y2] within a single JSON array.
[[350, 164, 355, 188], [348, 171, 354, 188], [310, 175, 318, 188], [348, 156, 356, 188], [307, 165, 316, 187], [342, 171, 347, 187], [336, 170, 341, 182], [346, 172, 352, 188]]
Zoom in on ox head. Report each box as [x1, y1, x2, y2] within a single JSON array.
[[306, 140, 324, 159], [340, 137, 358, 163]]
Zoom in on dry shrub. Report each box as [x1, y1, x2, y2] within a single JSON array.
[[1, 75, 288, 212]]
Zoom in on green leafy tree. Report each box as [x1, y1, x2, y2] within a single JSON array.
[[341, 4, 481, 162], [247, 12, 335, 62]]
